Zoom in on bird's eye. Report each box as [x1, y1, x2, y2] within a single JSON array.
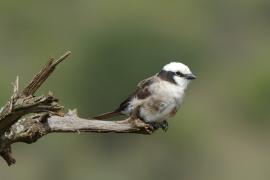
[[175, 71, 184, 77]]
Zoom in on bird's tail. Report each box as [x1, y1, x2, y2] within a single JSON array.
[[93, 110, 122, 120]]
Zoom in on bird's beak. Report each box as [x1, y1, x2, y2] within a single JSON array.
[[185, 74, 196, 80]]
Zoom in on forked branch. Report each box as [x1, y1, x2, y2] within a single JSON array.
[[0, 51, 152, 166]]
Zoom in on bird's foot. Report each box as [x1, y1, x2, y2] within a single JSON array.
[[131, 118, 155, 134], [148, 121, 168, 132]]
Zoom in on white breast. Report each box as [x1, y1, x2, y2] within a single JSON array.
[[150, 80, 185, 105], [137, 81, 185, 122]]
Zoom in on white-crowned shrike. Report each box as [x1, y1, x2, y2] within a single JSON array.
[[94, 62, 196, 131]]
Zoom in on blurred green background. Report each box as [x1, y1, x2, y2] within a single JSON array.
[[1, 0, 270, 180]]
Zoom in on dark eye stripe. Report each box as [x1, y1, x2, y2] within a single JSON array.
[[175, 71, 184, 77]]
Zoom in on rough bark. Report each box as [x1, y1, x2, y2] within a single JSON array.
[[0, 51, 152, 166]]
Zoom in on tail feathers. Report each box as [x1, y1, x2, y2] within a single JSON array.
[[93, 110, 122, 120]]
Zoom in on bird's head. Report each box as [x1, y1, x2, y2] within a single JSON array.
[[158, 62, 196, 88]]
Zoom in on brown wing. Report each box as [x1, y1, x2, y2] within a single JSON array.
[[116, 76, 157, 112], [93, 76, 158, 120]]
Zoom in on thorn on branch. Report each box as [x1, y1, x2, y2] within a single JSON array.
[[52, 51, 72, 67], [12, 76, 19, 96]]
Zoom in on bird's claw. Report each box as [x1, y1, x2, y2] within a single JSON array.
[[145, 124, 155, 134], [132, 119, 155, 134], [134, 119, 168, 133], [148, 121, 168, 132]]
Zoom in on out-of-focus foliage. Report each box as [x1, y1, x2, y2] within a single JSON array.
[[0, 0, 270, 180]]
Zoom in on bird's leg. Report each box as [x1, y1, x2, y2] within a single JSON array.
[[129, 106, 155, 133], [147, 122, 160, 130], [130, 105, 141, 120], [130, 106, 168, 133], [160, 120, 168, 132]]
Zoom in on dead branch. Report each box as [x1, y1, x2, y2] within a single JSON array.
[[0, 51, 152, 166], [22, 51, 71, 96]]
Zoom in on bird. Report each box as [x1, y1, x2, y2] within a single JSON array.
[[94, 62, 196, 131]]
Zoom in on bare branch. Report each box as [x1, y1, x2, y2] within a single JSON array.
[[47, 116, 151, 134], [0, 112, 152, 166], [0, 145, 16, 166], [0, 51, 70, 137], [22, 51, 71, 96], [0, 51, 155, 166], [2, 112, 152, 144]]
